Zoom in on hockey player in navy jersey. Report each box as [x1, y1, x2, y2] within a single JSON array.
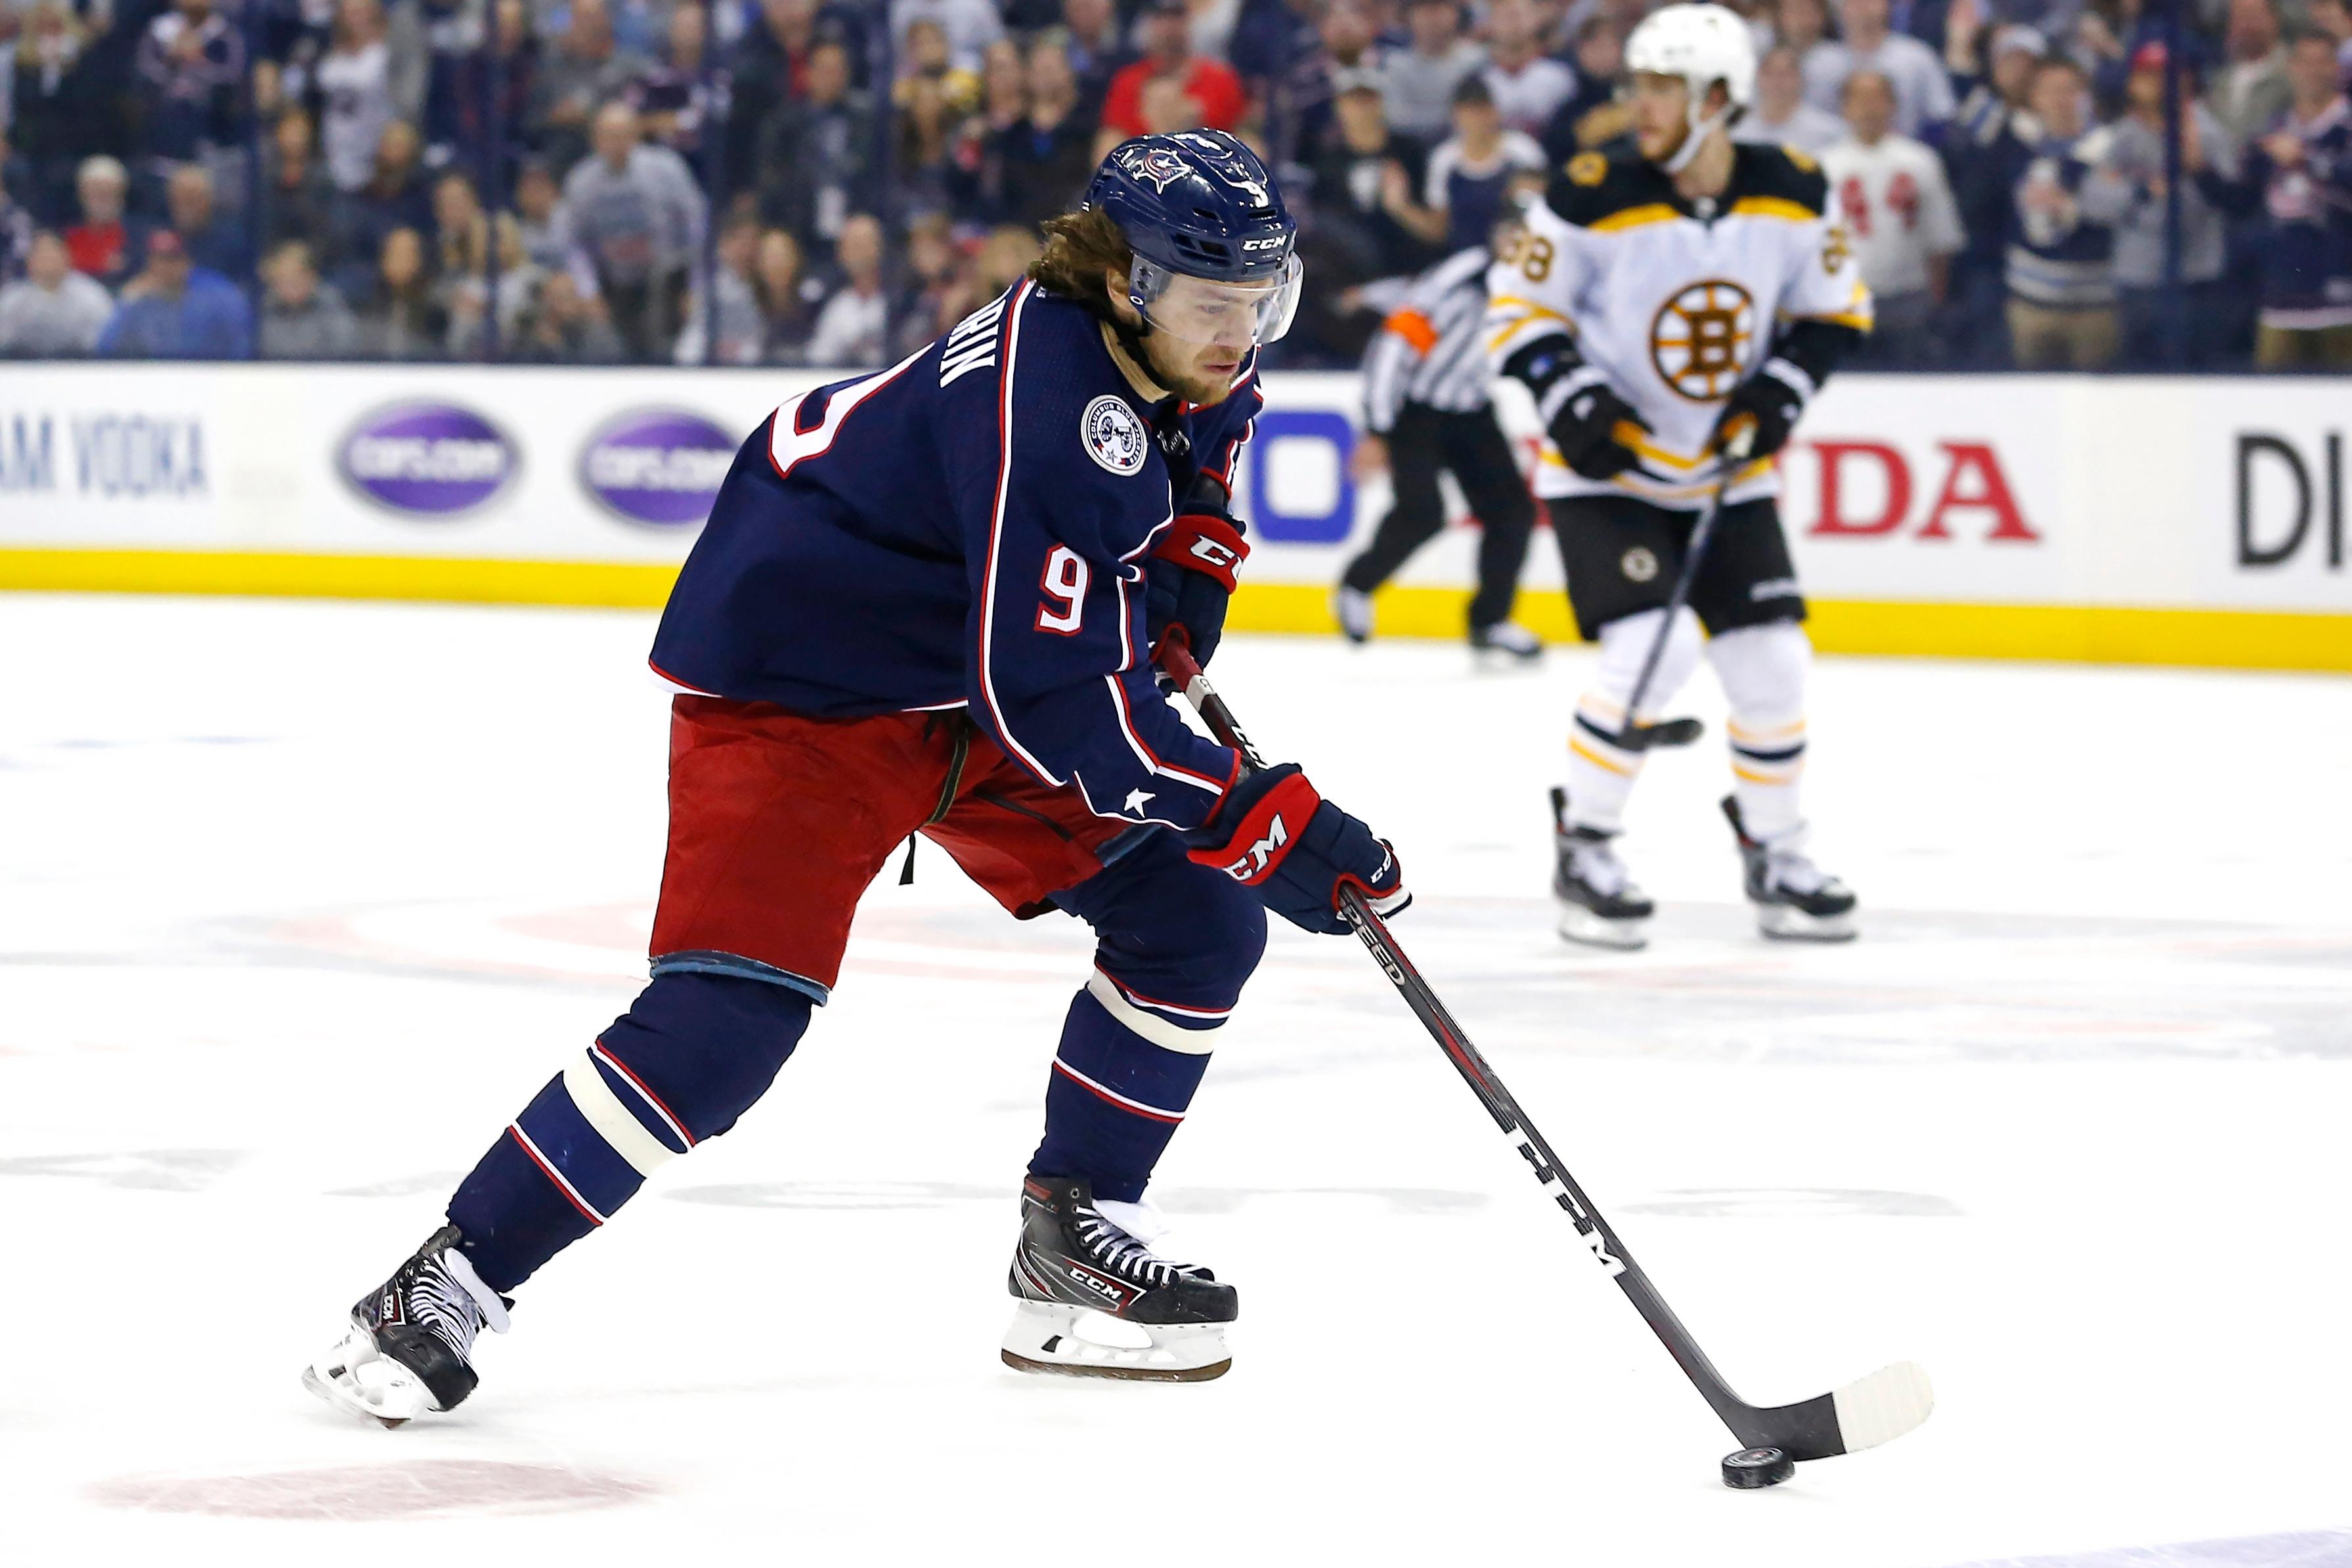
[[303, 131, 1410, 1419]]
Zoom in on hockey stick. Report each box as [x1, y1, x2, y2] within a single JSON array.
[[1600, 423, 1756, 752], [1158, 637, 1931, 1471]]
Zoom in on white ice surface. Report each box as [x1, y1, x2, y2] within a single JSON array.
[[3, 596, 2349, 1567]]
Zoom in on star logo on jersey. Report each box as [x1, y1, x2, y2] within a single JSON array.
[[1649, 279, 1756, 402], [1081, 395, 1149, 476], [1123, 787, 1156, 816]]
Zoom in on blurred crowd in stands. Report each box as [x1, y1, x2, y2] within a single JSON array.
[[0, 0, 2347, 368]]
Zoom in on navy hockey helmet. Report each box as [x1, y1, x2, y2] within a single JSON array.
[[1084, 130, 1303, 346]]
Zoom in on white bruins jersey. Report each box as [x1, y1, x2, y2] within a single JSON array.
[[1485, 144, 1872, 510]]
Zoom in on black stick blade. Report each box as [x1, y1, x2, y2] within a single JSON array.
[[1741, 1361, 1935, 1462], [1617, 716, 1706, 752]]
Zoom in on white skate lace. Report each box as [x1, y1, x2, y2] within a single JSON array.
[[404, 1260, 489, 1363], [1074, 1206, 1201, 1288]]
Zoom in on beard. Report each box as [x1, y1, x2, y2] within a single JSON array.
[[1140, 332, 1241, 406]]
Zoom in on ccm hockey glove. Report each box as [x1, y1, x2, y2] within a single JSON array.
[[1182, 763, 1410, 936], [1145, 512, 1250, 666]]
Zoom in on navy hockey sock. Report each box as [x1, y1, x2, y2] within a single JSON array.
[[1032, 835, 1265, 1202], [448, 972, 812, 1293], [1033, 987, 1216, 1203]]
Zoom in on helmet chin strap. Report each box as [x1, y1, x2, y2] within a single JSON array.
[[1660, 96, 1733, 177], [1110, 303, 1156, 366]]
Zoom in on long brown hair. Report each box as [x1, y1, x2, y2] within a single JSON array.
[[1028, 204, 1130, 320]]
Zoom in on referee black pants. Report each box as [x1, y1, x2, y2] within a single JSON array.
[[1341, 403, 1536, 632]]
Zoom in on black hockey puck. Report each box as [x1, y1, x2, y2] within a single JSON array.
[[1720, 1447, 1796, 1489]]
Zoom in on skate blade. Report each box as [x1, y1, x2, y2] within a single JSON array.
[[999, 1347, 1232, 1383], [301, 1320, 433, 1428], [1757, 904, 1858, 942], [999, 1301, 1232, 1383], [1471, 647, 1544, 671], [301, 1364, 411, 1428], [1557, 905, 1647, 950]]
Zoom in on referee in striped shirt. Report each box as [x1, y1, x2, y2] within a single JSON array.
[[1336, 233, 1542, 660]]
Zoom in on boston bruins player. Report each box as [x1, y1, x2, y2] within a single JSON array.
[[1485, 2, 1867, 947]]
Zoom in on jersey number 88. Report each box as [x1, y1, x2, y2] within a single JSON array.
[[1500, 231, 1556, 282]]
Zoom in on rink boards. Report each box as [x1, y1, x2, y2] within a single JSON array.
[[0, 362, 2345, 670]]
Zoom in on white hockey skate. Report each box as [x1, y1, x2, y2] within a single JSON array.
[[1000, 1177, 1234, 1383], [1723, 797, 1858, 942], [1334, 586, 1374, 645], [303, 1225, 510, 1427], [1470, 620, 1544, 666], [1551, 787, 1652, 949]]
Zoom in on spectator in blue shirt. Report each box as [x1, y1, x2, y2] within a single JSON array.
[[2004, 55, 2133, 368], [97, 229, 255, 358], [2242, 32, 2352, 366], [133, 0, 248, 181]]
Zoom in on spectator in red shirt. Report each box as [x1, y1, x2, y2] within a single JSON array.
[[1100, 0, 1246, 139], [64, 155, 142, 288]]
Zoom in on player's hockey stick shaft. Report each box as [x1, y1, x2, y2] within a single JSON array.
[[1612, 425, 1756, 751], [1157, 638, 1930, 1463]]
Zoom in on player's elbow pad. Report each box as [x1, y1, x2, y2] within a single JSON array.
[[1772, 318, 1866, 391], [1498, 335, 1590, 399]]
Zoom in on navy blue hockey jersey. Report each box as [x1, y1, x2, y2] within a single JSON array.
[[651, 280, 1263, 833]]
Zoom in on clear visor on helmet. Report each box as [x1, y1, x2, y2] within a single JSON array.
[[1129, 253, 1302, 349]]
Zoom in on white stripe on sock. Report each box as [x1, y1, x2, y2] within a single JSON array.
[[1085, 970, 1219, 1054], [563, 1053, 682, 1179]]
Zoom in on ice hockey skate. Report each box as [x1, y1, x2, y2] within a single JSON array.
[[1470, 621, 1543, 665], [303, 1225, 510, 1427], [1334, 586, 1374, 645], [1001, 1176, 1236, 1383], [1723, 796, 1857, 942], [1551, 787, 1653, 949]]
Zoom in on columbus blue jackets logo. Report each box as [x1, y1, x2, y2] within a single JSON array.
[[1126, 146, 1192, 192], [1081, 395, 1149, 476]]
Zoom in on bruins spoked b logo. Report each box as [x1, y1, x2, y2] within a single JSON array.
[[1650, 280, 1756, 401]]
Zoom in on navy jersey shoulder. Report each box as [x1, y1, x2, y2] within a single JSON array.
[[1183, 345, 1266, 499], [652, 280, 1244, 832]]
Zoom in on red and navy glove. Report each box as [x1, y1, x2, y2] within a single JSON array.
[[1145, 512, 1249, 667], [1181, 763, 1410, 936]]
